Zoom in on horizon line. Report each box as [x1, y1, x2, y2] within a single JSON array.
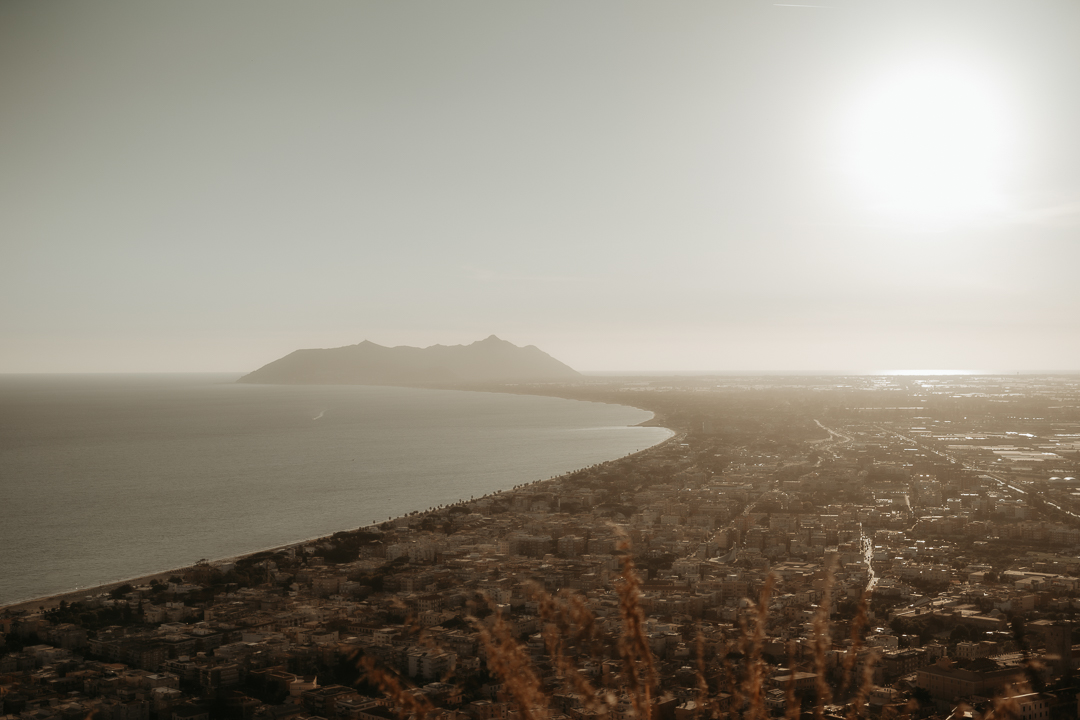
[[3, 369, 1080, 378], [580, 369, 1080, 377]]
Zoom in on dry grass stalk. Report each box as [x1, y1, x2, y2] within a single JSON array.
[[811, 560, 836, 720], [693, 628, 712, 720], [533, 585, 604, 666], [845, 647, 878, 720], [533, 586, 610, 719], [357, 545, 929, 720], [614, 541, 658, 720], [360, 656, 435, 720], [840, 590, 871, 698], [784, 641, 801, 720], [897, 697, 918, 720], [473, 601, 551, 720], [377, 597, 468, 689], [719, 637, 744, 720], [741, 575, 774, 720], [989, 688, 1021, 720]]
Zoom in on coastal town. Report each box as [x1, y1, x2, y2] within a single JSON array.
[[4, 375, 1080, 720]]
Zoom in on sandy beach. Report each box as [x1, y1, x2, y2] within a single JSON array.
[[1, 569, 188, 615], [0, 539, 315, 616]]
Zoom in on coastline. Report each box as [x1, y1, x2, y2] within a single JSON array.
[[1, 387, 675, 615]]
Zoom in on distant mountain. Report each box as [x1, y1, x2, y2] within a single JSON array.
[[237, 336, 582, 385]]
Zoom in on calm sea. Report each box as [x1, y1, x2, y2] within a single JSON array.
[[0, 374, 671, 606]]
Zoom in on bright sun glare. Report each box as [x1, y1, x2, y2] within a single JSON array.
[[843, 59, 1013, 228]]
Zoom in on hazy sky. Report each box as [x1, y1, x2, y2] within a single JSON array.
[[3, 0, 1078, 373]]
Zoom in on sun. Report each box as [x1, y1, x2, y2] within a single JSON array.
[[841, 59, 1013, 228]]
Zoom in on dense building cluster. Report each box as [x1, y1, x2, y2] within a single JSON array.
[[4, 376, 1080, 720]]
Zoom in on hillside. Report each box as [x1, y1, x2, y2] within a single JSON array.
[[237, 335, 582, 385]]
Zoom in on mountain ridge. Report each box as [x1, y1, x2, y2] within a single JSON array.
[[237, 335, 582, 385]]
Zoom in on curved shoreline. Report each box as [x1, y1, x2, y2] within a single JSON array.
[[1, 392, 674, 615]]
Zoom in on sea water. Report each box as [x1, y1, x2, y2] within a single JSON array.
[[0, 374, 671, 606]]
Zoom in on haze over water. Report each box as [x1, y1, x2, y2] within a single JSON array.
[[0, 375, 671, 607], [5, 2, 1079, 376]]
